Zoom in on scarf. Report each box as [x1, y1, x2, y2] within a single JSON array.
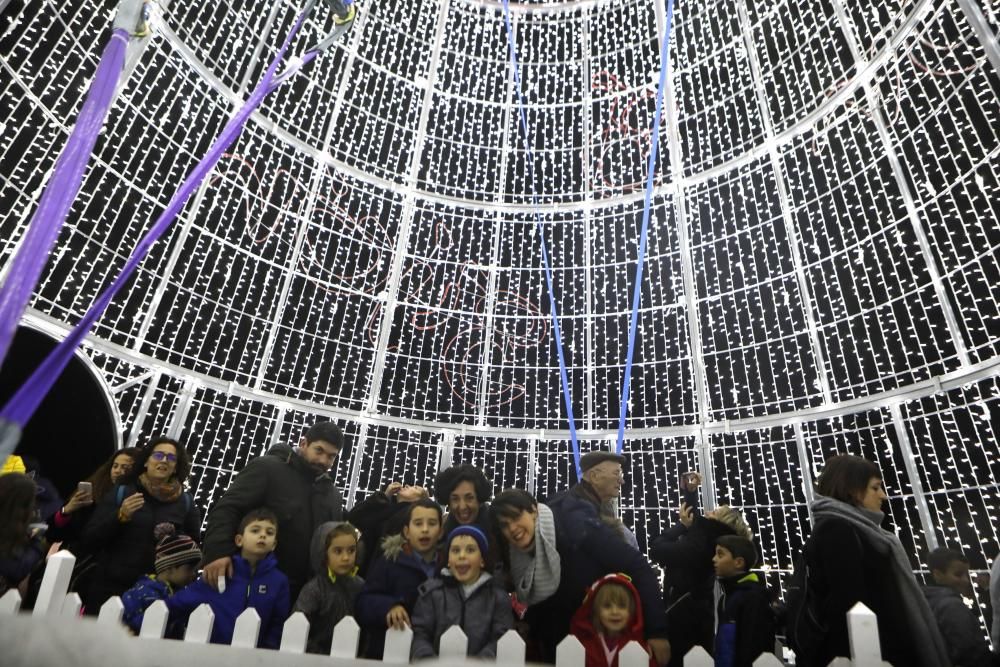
[[509, 503, 561, 606], [810, 496, 948, 667], [138, 473, 182, 503]]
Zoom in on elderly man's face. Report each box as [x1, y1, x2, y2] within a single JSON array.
[[587, 461, 624, 502]]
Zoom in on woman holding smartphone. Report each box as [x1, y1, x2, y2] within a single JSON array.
[[47, 447, 140, 546]]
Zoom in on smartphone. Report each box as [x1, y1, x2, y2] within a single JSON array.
[[78, 481, 93, 495]]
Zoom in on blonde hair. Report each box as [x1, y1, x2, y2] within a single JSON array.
[[713, 505, 753, 541], [591, 582, 635, 633]]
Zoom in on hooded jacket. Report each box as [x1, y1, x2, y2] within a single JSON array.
[[714, 572, 775, 667], [200, 442, 343, 597], [923, 585, 994, 667], [569, 573, 655, 667], [355, 533, 439, 659], [529, 492, 667, 663], [293, 522, 365, 655], [410, 571, 513, 660], [121, 575, 186, 638], [167, 552, 290, 649]]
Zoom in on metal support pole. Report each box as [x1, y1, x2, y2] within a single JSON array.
[[526, 436, 538, 498], [125, 370, 162, 448], [166, 376, 198, 440], [889, 402, 940, 551], [344, 419, 370, 511], [581, 16, 596, 432], [735, 0, 834, 404], [695, 430, 717, 511], [955, 0, 1000, 77], [793, 422, 816, 516], [830, 0, 972, 368], [438, 430, 456, 472]]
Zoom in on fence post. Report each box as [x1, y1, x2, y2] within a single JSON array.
[[184, 603, 215, 643], [496, 628, 526, 665], [382, 626, 414, 664], [555, 634, 585, 667], [32, 550, 75, 616], [0, 589, 22, 614], [619, 641, 651, 667], [97, 596, 125, 627], [61, 592, 82, 617], [280, 611, 310, 653], [827, 658, 852, 667], [330, 615, 361, 658], [439, 625, 468, 660], [848, 602, 883, 666], [231, 608, 261, 649], [752, 653, 784, 666], [139, 599, 169, 638], [684, 646, 714, 667]]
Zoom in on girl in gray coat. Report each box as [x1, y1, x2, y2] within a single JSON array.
[[293, 522, 364, 654], [410, 525, 514, 659]]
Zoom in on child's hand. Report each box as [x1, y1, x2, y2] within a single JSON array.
[[386, 604, 410, 630], [679, 502, 694, 528]]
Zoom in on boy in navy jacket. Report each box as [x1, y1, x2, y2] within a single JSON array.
[[168, 508, 290, 648], [713, 535, 775, 667]]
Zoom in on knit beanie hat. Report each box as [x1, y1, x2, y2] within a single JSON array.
[[154, 523, 202, 574], [447, 524, 489, 557]]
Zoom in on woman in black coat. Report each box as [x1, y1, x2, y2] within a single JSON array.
[[796, 454, 947, 666], [80, 437, 200, 613]]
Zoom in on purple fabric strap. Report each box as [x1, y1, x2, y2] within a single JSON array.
[[1, 5, 313, 425], [0, 28, 130, 368]]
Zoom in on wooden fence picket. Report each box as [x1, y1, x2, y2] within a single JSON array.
[[0, 589, 22, 615], [683, 645, 714, 666], [439, 625, 468, 659], [279, 611, 309, 653], [61, 592, 82, 617], [231, 607, 261, 649], [330, 615, 361, 658], [555, 634, 585, 667], [382, 626, 413, 664], [184, 603, 214, 643], [139, 599, 168, 639], [32, 550, 74, 616], [496, 628, 526, 665], [97, 596, 125, 626], [619, 640, 651, 667]]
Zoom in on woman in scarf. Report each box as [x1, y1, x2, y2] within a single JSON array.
[[801, 454, 947, 666], [80, 437, 200, 613], [491, 489, 668, 666]]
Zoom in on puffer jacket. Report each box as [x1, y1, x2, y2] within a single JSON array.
[[294, 522, 365, 655], [200, 443, 343, 598], [355, 533, 439, 659], [120, 575, 186, 638], [923, 585, 993, 667], [410, 571, 513, 660]]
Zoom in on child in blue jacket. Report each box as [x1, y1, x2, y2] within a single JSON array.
[[167, 508, 290, 648], [121, 524, 201, 636]]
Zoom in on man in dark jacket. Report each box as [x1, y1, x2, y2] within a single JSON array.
[[200, 421, 346, 601], [923, 548, 995, 667]]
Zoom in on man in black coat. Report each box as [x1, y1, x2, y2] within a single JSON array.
[[200, 422, 346, 601]]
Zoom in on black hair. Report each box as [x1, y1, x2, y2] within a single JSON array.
[[433, 464, 492, 505], [815, 454, 881, 506], [716, 535, 758, 570], [324, 522, 365, 567], [304, 421, 346, 456], [489, 489, 538, 571], [927, 547, 968, 573], [0, 473, 37, 557], [131, 436, 191, 486], [238, 507, 280, 534], [405, 498, 444, 525], [85, 447, 141, 501]]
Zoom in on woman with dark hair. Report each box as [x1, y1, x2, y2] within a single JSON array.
[[48, 447, 140, 546], [0, 473, 46, 598], [491, 489, 669, 666], [79, 436, 200, 613], [793, 454, 947, 666], [434, 464, 493, 532]]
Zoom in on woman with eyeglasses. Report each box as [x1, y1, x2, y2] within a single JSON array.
[[80, 436, 201, 614]]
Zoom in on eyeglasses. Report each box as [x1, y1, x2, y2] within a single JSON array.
[[150, 451, 177, 463]]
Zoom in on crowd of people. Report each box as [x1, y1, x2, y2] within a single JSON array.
[[0, 422, 998, 666]]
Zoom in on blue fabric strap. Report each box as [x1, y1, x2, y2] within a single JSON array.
[[616, 0, 677, 455]]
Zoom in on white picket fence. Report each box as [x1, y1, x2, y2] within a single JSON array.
[[0, 550, 890, 666]]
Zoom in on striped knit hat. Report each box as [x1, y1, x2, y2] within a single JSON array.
[[154, 523, 202, 574]]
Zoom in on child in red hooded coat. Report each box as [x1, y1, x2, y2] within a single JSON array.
[[570, 573, 657, 667]]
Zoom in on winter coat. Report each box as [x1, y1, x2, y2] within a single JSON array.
[[121, 575, 185, 638], [569, 573, 655, 667], [803, 498, 947, 667], [345, 491, 411, 577], [714, 573, 775, 667], [80, 479, 200, 606], [167, 552, 289, 649], [293, 522, 365, 655], [0, 534, 45, 598], [650, 507, 736, 661], [410, 572, 513, 660], [200, 442, 343, 598], [923, 585, 994, 667], [527, 492, 667, 663], [355, 534, 439, 659]]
